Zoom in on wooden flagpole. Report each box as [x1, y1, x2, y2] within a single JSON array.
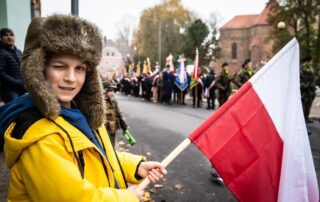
[[137, 138, 191, 190]]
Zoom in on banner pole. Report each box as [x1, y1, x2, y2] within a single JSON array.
[[137, 138, 191, 190], [195, 86, 198, 107]]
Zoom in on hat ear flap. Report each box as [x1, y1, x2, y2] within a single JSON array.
[[21, 48, 60, 119], [74, 68, 106, 129]]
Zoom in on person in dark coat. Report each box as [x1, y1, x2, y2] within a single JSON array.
[[131, 74, 139, 97], [162, 65, 174, 105], [121, 75, 131, 96], [144, 72, 153, 101], [204, 69, 216, 109], [0, 28, 26, 103]]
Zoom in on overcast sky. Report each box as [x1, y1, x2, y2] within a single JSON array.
[[41, 0, 268, 40]]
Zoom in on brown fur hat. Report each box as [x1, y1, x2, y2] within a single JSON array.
[[21, 14, 105, 129]]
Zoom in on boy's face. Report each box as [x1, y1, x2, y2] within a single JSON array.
[[45, 54, 86, 108], [106, 90, 115, 98]]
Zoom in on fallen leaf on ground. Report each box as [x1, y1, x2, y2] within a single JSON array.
[[154, 184, 163, 188], [143, 191, 151, 201], [118, 141, 125, 145], [148, 188, 156, 193], [174, 184, 183, 190]]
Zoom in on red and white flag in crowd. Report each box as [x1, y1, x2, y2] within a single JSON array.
[[166, 53, 175, 72], [192, 48, 200, 80], [189, 38, 319, 202]]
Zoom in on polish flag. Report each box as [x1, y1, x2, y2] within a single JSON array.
[[189, 38, 319, 201]]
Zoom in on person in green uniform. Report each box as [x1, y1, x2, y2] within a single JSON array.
[[104, 79, 129, 146], [215, 62, 233, 107], [234, 59, 254, 89]]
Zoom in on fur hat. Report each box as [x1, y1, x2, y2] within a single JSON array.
[[21, 14, 105, 129]]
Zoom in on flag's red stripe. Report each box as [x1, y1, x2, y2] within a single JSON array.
[[189, 82, 283, 202], [189, 83, 252, 141]]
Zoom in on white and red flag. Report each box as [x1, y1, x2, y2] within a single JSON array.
[[190, 49, 202, 89], [138, 38, 319, 201], [189, 38, 319, 201], [165, 53, 175, 72]]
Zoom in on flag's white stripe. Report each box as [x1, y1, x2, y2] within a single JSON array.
[[250, 38, 318, 202], [250, 38, 298, 139]]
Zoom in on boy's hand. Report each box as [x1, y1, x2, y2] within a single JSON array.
[[128, 185, 144, 201], [137, 161, 167, 183]]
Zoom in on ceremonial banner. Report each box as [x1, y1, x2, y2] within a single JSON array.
[[174, 57, 189, 91], [190, 49, 200, 89]]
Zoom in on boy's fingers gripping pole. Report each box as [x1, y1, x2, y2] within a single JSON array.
[[137, 138, 191, 190]]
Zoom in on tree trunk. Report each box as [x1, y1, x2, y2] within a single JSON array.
[[299, 0, 312, 55]]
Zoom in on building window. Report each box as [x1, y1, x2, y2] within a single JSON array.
[[111, 52, 115, 56], [231, 42, 237, 59], [106, 52, 109, 56]]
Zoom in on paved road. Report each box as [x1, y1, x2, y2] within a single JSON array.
[[116, 94, 320, 201], [116, 95, 236, 201], [0, 95, 319, 201]]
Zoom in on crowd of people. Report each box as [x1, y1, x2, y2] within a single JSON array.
[[107, 59, 256, 110], [109, 56, 320, 127]]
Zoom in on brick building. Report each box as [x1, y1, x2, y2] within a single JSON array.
[[97, 38, 134, 79], [217, 4, 274, 74], [97, 39, 124, 79]]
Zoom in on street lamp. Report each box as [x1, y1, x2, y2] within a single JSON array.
[[277, 21, 286, 29], [277, 21, 287, 51], [71, 0, 79, 16], [140, 18, 163, 67], [158, 22, 162, 68]]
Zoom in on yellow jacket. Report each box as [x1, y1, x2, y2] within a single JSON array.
[[4, 116, 144, 202]]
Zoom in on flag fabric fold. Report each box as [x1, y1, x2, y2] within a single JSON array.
[[190, 49, 200, 89], [188, 38, 319, 202], [166, 54, 175, 72], [143, 58, 151, 74], [135, 62, 141, 77]]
